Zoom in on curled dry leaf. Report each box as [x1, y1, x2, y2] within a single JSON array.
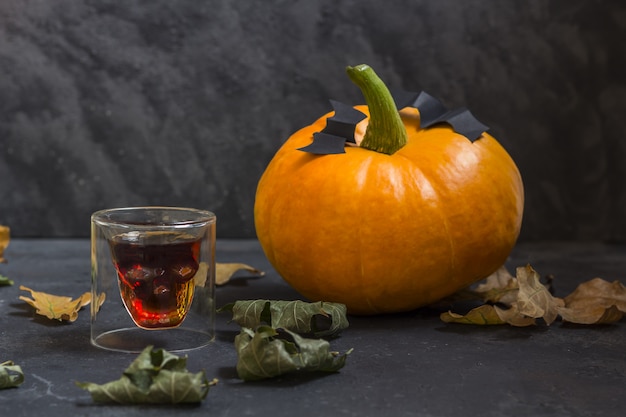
[[441, 265, 561, 326], [558, 278, 626, 324], [493, 304, 537, 327], [473, 265, 519, 304], [440, 304, 506, 325], [77, 345, 216, 404], [234, 326, 352, 381], [216, 263, 264, 285], [515, 265, 564, 325], [0, 225, 9, 263], [441, 263, 626, 327], [19, 286, 97, 322], [220, 300, 349, 338], [0, 360, 24, 389]]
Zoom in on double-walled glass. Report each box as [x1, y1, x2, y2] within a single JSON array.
[[91, 207, 216, 352]]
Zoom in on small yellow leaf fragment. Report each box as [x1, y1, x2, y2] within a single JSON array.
[[0, 225, 10, 263], [216, 263, 264, 286], [192, 262, 210, 287], [95, 292, 106, 311], [558, 278, 626, 324], [440, 304, 506, 325], [19, 286, 91, 322]]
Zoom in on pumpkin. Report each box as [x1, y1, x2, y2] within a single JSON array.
[[254, 64, 524, 315]]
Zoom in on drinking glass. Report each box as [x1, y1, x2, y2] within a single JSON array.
[[90, 207, 216, 352]]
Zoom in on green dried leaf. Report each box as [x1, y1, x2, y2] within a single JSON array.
[[0, 361, 24, 389], [234, 326, 352, 381], [0, 274, 13, 286], [76, 346, 216, 404], [220, 300, 349, 338]]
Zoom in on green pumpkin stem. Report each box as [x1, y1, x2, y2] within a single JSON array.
[[346, 64, 407, 155]]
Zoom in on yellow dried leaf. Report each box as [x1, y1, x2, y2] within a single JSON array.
[[191, 262, 210, 287], [440, 304, 506, 325], [515, 265, 564, 325], [0, 225, 9, 263], [216, 263, 264, 286], [558, 278, 626, 324], [94, 292, 107, 312], [19, 286, 92, 322]]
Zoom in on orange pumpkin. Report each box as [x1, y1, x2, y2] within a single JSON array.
[[254, 65, 524, 315]]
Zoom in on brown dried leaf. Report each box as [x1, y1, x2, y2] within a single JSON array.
[[216, 263, 264, 286], [558, 278, 626, 324], [440, 304, 506, 325], [515, 265, 564, 325], [442, 265, 560, 326], [19, 286, 92, 322], [473, 266, 519, 304], [493, 304, 537, 327], [0, 225, 9, 263], [442, 263, 626, 328]]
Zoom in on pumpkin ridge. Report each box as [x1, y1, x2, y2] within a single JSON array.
[[354, 169, 385, 315], [401, 160, 458, 308]]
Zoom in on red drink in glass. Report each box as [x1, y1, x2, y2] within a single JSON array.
[[109, 232, 201, 329]]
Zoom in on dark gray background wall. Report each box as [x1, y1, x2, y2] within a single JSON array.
[[0, 0, 625, 241]]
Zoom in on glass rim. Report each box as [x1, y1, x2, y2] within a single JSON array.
[[91, 206, 216, 228]]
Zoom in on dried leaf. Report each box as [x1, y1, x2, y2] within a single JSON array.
[[234, 326, 352, 381], [473, 266, 519, 304], [77, 346, 216, 404], [493, 304, 537, 327], [515, 265, 564, 325], [558, 278, 626, 324], [442, 265, 558, 326], [440, 304, 506, 325], [0, 225, 9, 263], [442, 263, 626, 327], [220, 300, 349, 338], [0, 274, 13, 286], [0, 360, 24, 389], [216, 263, 264, 285], [19, 286, 92, 322]]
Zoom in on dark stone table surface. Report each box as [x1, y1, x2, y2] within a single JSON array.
[[0, 239, 624, 416]]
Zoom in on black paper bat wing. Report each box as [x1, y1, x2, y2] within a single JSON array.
[[297, 100, 366, 154], [296, 132, 347, 155]]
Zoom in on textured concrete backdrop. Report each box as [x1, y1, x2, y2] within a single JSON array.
[[0, 0, 625, 240]]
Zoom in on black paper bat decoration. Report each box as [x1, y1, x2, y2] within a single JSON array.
[[297, 100, 367, 154], [393, 90, 489, 142], [298, 91, 489, 154]]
